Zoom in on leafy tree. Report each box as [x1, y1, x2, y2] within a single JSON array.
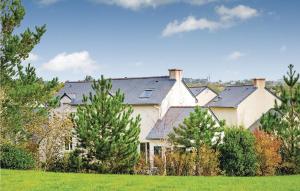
[[220, 127, 258, 176], [253, 129, 281, 176], [0, 0, 59, 148], [38, 113, 73, 170], [74, 76, 141, 173], [168, 106, 224, 175], [260, 64, 300, 174]]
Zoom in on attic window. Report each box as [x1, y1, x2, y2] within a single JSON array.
[[139, 89, 153, 98]]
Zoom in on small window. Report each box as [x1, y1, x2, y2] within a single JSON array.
[[154, 146, 162, 156], [139, 89, 153, 98]]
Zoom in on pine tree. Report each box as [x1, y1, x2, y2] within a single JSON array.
[[168, 106, 224, 175], [260, 64, 300, 174], [0, 0, 59, 147], [74, 76, 141, 173]]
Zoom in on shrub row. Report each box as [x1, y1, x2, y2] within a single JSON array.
[[0, 144, 35, 169], [0, 128, 291, 176]]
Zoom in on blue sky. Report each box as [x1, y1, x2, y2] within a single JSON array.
[[21, 0, 300, 82]]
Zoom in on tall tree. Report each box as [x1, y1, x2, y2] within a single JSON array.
[[260, 64, 300, 173], [168, 106, 224, 175], [74, 76, 141, 173], [0, 0, 59, 148]]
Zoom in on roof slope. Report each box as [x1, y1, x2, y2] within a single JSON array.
[[206, 85, 257, 108], [189, 87, 207, 96], [57, 76, 176, 105], [147, 106, 218, 140]]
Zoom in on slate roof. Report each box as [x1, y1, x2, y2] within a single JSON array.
[[57, 76, 176, 105], [147, 106, 219, 140], [189, 87, 207, 96], [206, 85, 257, 108]]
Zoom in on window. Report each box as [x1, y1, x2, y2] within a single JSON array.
[[65, 137, 73, 151], [154, 146, 162, 156], [139, 89, 153, 98]]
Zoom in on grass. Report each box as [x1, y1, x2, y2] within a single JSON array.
[[1, 169, 300, 191]]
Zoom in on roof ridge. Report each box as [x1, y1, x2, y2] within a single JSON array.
[[170, 106, 197, 108], [189, 86, 207, 88], [111, 75, 169, 80], [225, 84, 254, 88], [64, 76, 170, 83]]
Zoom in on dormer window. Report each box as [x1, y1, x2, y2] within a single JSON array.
[[139, 89, 153, 98]]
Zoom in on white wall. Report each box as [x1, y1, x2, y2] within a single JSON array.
[[132, 105, 160, 142], [237, 88, 280, 128], [210, 107, 238, 127], [160, 80, 196, 119], [196, 88, 217, 106]]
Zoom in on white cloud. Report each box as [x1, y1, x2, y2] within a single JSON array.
[[92, 0, 220, 10], [25, 53, 39, 62], [162, 5, 258, 37], [216, 5, 258, 21], [227, 51, 245, 60], [41, 51, 99, 75], [36, 0, 221, 9], [37, 0, 61, 5], [162, 16, 220, 37], [280, 45, 287, 53], [186, 0, 218, 5]]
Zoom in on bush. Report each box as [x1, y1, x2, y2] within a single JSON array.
[[134, 153, 150, 175], [166, 151, 195, 176], [153, 155, 165, 175], [220, 127, 258, 176], [253, 130, 282, 176], [197, 145, 220, 176], [0, 144, 35, 169], [67, 149, 84, 172]]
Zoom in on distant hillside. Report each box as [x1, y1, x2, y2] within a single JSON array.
[[183, 78, 282, 94]]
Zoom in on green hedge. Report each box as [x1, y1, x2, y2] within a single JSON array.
[[220, 127, 258, 176], [0, 144, 35, 169]]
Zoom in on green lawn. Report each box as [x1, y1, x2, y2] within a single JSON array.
[[1, 169, 300, 191]]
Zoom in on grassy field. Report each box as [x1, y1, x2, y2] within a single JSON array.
[[1, 169, 300, 191]]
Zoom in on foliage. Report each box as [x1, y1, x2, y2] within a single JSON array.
[[197, 145, 220, 176], [39, 113, 73, 170], [253, 130, 282, 176], [67, 149, 84, 173], [260, 64, 300, 174], [165, 150, 195, 176], [153, 155, 165, 175], [220, 127, 258, 176], [0, 0, 59, 149], [0, 144, 35, 169], [74, 76, 141, 174], [168, 106, 224, 175], [134, 153, 150, 174]]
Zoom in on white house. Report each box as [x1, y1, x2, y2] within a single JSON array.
[[56, 69, 279, 166], [206, 78, 281, 129], [189, 86, 218, 106]]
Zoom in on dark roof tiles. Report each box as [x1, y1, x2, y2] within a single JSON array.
[[147, 106, 219, 140], [189, 87, 207, 96], [57, 76, 176, 105], [206, 85, 257, 108]]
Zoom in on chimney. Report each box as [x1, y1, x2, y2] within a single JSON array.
[[252, 78, 266, 88], [169, 69, 183, 81]]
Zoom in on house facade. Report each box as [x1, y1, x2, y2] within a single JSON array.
[[56, 69, 279, 166], [189, 86, 218, 106], [206, 78, 281, 129]]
